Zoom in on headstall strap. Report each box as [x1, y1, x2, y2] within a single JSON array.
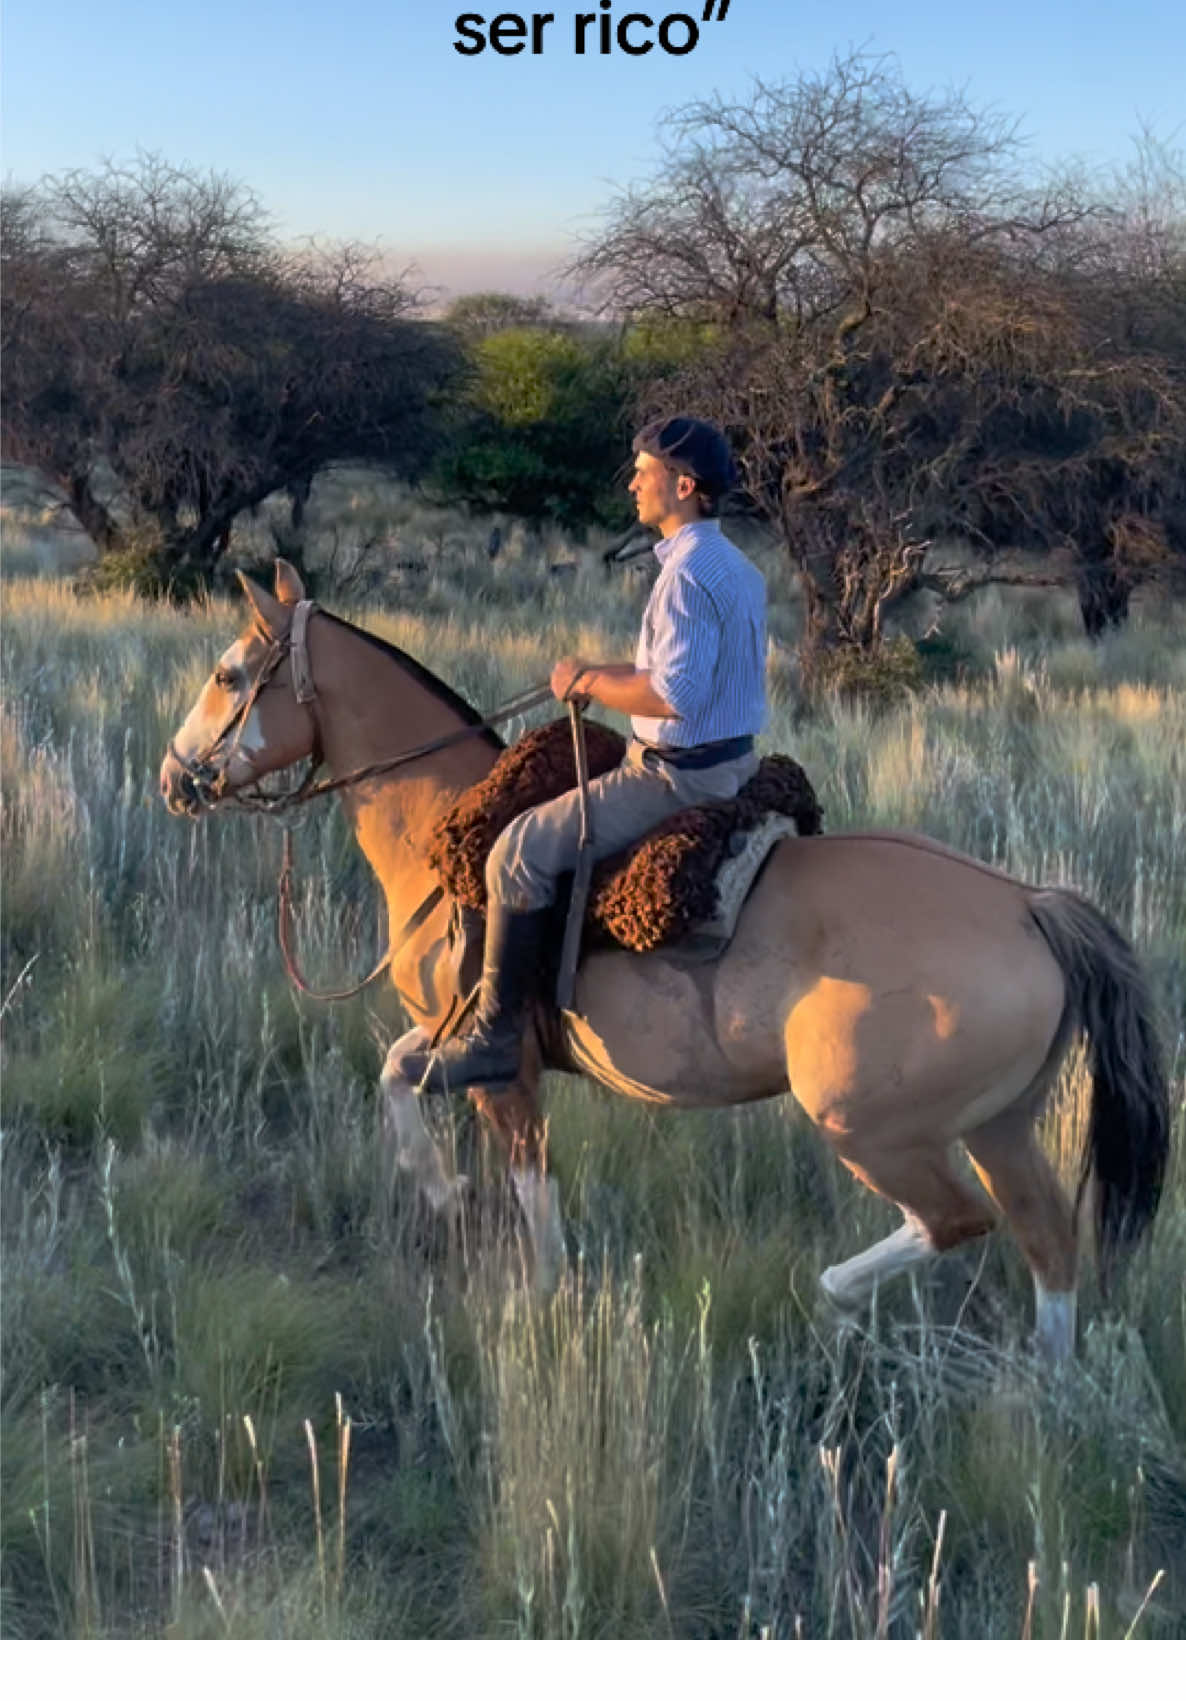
[[289, 600, 317, 705]]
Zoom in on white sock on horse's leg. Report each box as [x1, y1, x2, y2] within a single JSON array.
[[510, 1165, 566, 1293], [1033, 1278, 1076, 1364], [380, 1030, 466, 1213], [819, 1215, 936, 1309]]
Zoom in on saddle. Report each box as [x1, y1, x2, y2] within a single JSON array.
[[427, 719, 822, 961]]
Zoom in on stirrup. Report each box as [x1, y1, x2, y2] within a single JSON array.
[[402, 1027, 521, 1095]]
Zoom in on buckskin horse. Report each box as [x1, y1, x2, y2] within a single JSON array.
[[159, 562, 1170, 1361]]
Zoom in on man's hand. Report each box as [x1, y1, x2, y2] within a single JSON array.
[[549, 657, 678, 719], [551, 656, 590, 703]]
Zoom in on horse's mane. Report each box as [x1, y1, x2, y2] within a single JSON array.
[[319, 610, 505, 751]]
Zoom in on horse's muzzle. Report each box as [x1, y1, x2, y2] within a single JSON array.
[[159, 749, 207, 817]]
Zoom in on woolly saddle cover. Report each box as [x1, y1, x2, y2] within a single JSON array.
[[426, 719, 823, 953]]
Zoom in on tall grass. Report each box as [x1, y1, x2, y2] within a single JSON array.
[[2, 486, 1183, 1638]]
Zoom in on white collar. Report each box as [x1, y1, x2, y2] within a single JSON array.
[[653, 519, 721, 565]]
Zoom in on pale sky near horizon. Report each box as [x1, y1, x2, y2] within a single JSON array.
[[3, 0, 1184, 299]]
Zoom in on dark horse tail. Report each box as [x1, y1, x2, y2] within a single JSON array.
[[1027, 888, 1170, 1280]]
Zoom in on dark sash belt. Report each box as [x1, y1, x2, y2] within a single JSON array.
[[638, 735, 754, 771]]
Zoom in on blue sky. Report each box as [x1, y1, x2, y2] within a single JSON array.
[[4, 0, 1184, 296]]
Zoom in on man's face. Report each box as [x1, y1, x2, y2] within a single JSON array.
[[629, 451, 688, 528]]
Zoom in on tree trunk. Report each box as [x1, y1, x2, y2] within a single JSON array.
[[65, 474, 122, 553], [158, 478, 281, 599], [135, 500, 244, 600], [795, 552, 872, 693], [796, 540, 894, 668], [1076, 561, 1131, 638], [288, 473, 312, 534], [798, 554, 847, 658], [269, 474, 313, 571]]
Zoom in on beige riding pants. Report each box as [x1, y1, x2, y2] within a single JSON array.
[[486, 738, 760, 913]]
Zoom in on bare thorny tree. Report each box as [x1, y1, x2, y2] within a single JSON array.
[[1, 155, 458, 597], [573, 52, 1186, 669]]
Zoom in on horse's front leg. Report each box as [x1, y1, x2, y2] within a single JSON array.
[[379, 1028, 468, 1214], [470, 1078, 566, 1293]]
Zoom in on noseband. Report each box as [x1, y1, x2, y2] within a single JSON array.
[[168, 600, 321, 810]]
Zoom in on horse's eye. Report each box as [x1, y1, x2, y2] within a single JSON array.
[[214, 668, 237, 691]]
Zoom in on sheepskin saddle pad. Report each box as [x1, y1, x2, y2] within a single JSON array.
[[426, 719, 823, 955]]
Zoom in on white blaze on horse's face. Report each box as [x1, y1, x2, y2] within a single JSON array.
[[204, 639, 262, 760], [159, 636, 260, 814]]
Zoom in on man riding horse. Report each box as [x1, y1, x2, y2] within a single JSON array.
[[161, 429, 1169, 1357], [396, 416, 768, 1093]]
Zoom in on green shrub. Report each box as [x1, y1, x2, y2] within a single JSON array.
[[431, 327, 635, 529], [806, 634, 925, 706]]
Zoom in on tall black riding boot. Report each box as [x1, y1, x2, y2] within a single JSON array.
[[397, 903, 550, 1093]]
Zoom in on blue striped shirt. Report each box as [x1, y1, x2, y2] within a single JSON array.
[[632, 521, 767, 748]]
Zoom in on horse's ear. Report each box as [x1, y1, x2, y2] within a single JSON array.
[[237, 569, 284, 633], [274, 559, 306, 606]]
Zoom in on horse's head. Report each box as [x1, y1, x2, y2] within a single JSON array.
[[159, 559, 319, 816]]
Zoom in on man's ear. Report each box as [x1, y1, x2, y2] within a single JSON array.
[[237, 570, 286, 633], [274, 558, 307, 605], [675, 473, 697, 503]]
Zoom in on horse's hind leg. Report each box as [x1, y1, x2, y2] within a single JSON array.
[[962, 1108, 1077, 1362], [820, 1134, 998, 1310]]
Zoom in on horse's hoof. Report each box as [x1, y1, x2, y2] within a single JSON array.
[[818, 1266, 862, 1311]]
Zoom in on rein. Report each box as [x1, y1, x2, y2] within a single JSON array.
[[175, 598, 552, 1002], [288, 678, 552, 809], [276, 831, 444, 1002]]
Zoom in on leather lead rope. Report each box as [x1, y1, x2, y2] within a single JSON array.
[[276, 827, 445, 1002]]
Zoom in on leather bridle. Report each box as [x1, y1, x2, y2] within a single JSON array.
[[167, 600, 322, 812], [168, 598, 552, 1001], [169, 598, 551, 816]]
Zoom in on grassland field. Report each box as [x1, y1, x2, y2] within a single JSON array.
[[1, 466, 1184, 1640]]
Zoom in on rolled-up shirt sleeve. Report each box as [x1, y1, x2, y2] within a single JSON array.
[[645, 566, 720, 722]]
